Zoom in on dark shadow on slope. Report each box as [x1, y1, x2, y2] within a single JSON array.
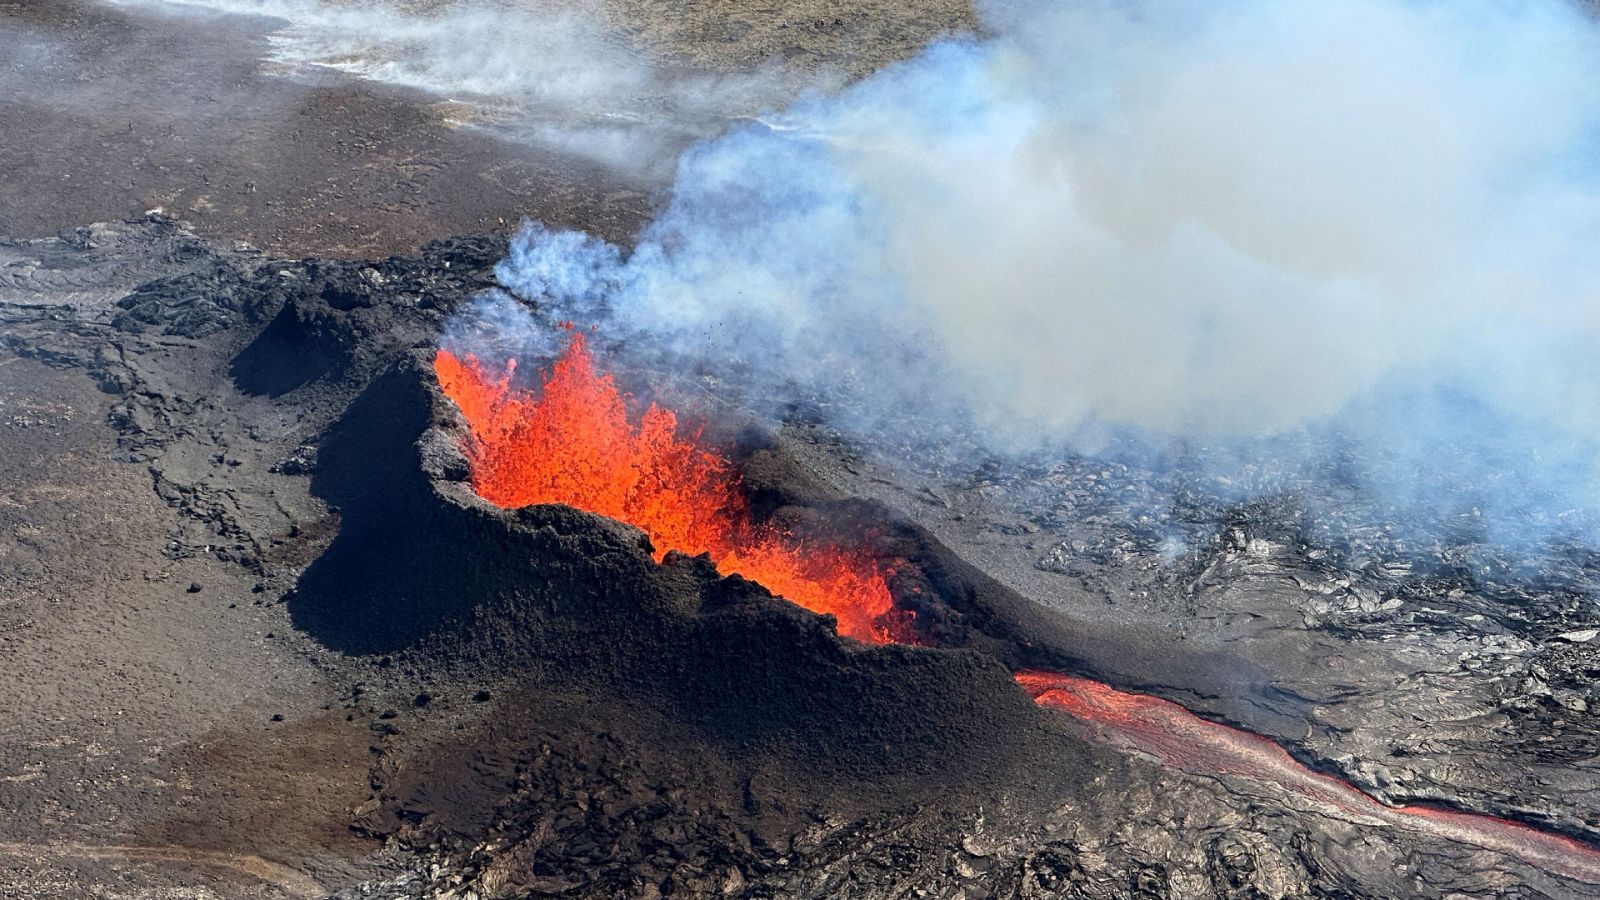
[[229, 298, 349, 396], [289, 353, 484, 650]]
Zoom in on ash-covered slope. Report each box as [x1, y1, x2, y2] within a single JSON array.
[[5, 216, 1600, 897]]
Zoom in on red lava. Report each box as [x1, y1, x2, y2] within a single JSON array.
[[435, 332, 902, 643], [1016, 670, 1600, 884]]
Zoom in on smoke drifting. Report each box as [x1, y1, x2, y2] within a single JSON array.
[[470, 0, 1600, 556], [106, 0, 808, 174]]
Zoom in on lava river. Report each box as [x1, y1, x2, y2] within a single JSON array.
[[436, 331, 1600, 885], [1017, 671, 1600, 884]]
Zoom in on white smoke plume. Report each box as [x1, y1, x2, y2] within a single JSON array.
[[482, 0, 1600, 555], [103, 0, 810, 175]]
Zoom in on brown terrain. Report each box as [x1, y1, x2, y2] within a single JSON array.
[[6, 2, 1600, 899], [0, 1, 978, 896]]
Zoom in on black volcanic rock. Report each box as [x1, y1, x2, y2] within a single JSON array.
[[293, 349, 1050, 785], [8, 217, 1600, 898]]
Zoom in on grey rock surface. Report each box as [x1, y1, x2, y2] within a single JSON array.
[[4, 216, 1599, 898]]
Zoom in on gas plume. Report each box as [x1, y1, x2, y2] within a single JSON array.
[[485, 0, 1600, 556]]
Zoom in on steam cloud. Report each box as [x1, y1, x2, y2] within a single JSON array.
[[481, 0, 1600, 557], [105, 0, 808, 174]]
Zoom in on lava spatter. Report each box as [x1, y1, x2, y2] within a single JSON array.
[[434, 332, 900, 644]]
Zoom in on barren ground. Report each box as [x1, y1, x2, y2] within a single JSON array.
[[0, 1, 978, 895], [5, 2, 1600, 899]]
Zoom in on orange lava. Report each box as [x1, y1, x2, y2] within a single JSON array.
[[1016, 670, 1600, 884], [434, 332, 899, 643]]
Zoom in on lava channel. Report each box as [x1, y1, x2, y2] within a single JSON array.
[[1018, 670, 1600, 884]]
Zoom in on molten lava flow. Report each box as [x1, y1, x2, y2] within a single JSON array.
[[1016, 671, 1600, 884], [434, 333, 898, 643]]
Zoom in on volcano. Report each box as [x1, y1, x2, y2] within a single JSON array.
[[426, 313, 1600, 891], [11, 0, 1600, 895], [5, 217, 1600, 897]]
